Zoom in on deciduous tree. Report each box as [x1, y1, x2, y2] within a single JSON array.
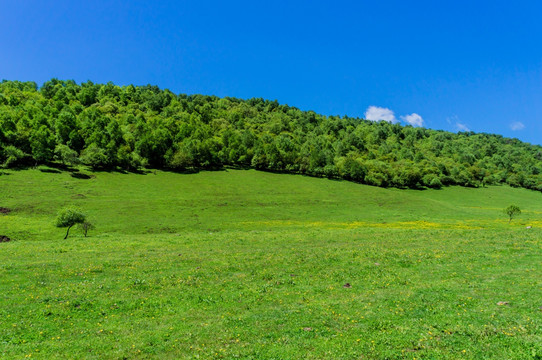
[[504, 205, 521, 223], [55, 207, 86, 239]]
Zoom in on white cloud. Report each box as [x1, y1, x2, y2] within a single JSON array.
[[510, 121, 525, 131], [455, 122, 470, 132], [401, 113, 424, 127], [364, 106, 397, 123], [446, 116, 470, 132], [446, 115, 459, 125]]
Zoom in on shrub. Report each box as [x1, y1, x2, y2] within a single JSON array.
[[78, 221, 95, 237], [80, 144, 110, 169], [54, 144, 79, 166], [3, 146, 26, 168]]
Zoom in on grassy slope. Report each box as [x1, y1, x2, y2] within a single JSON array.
[[1, 168, 541, 359]]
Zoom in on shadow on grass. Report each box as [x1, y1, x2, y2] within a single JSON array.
[[70, 172, 94, 180], [88, 168, 151, 175], [39, 168, 62, 174], [4, 162, 452, 191], [165, 166, 228, 175]]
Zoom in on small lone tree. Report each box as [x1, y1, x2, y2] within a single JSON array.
[[55, 207, 86, 239], [78, 221, 95, 237], [504, 205, 521, 223]]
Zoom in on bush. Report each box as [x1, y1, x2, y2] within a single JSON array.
[[429, 177, 443, 189], [54, 144, 79, 166], [365, 172, 388, 187], [80, 144, 110, 169], [422, 174, 443, 189], [2, 145, 26, 168], [168, 147, 194, 170], [78, 221, 95, 237]]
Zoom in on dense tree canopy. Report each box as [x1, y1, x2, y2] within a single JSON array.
[[1, 79, 542, 190]]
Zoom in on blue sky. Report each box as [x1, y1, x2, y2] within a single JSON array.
[[1, 1, 541, 144]]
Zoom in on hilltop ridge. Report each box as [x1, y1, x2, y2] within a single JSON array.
[[1, 79, 541, 190]]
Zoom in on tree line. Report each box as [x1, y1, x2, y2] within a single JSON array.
[[1, 79, 542, 190]]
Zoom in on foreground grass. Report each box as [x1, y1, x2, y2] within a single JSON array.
[[1, 168, 541, 359]]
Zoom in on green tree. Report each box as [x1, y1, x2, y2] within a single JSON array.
[[339, 156, 366, 182], [55, 110, 77, 145], [504, 205, 521, 223], [30, 125, 55, 163], [2, 145, 26, 168], [168, 144, 194, 170], [55, 207, 86, 239], [54, 144, 79, 166], [80, 143, 110, 169]]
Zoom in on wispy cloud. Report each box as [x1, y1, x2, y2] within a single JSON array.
[[446, 115, 470, 132], [364, 106, 397, 123], [400, 113, 424, 127], [455, 122, 470, 132], [446, 115, 458, 125], [510, 121, 525, 131]]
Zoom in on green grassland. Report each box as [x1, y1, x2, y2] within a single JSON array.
[[1, 168, 541, 359]]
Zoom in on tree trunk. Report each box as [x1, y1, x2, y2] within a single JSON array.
[[64, 226, 72, 240]]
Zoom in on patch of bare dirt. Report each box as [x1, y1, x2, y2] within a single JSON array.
[[0, 207, 11, 214], [0, 235, 11, 242]]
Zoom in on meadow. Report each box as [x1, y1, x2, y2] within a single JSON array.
[[0, 168, 541, 359]]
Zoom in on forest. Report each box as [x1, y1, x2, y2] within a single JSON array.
[[1, 79, 541, 190]]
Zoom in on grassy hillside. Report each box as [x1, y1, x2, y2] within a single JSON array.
[[2, 79, 542, 191], [1, 168, 542, 359]]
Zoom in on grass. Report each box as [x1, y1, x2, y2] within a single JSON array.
[[1, 167, 541, 359]]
